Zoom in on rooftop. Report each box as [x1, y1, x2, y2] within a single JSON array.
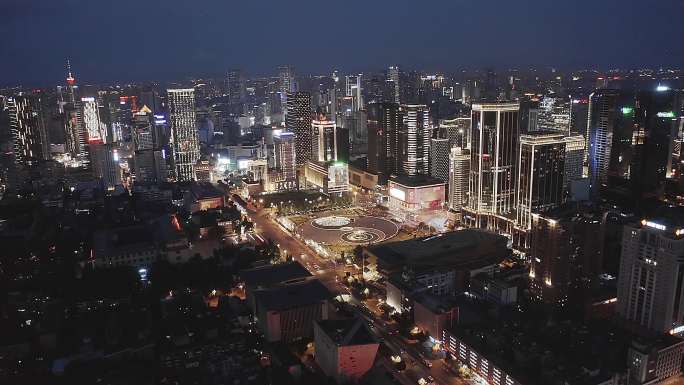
[[316, 318, 377, 346], [190, 182, 224, 200], [240, 261, 312, 289], [389, 174, 445, 188], [367, 229, 508, 271], [253, 279, 332, 311]]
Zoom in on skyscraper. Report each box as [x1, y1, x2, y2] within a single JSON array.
[[79, 97, 105, 144], [587, 89, 621, 200], [529, 207, 603, 304], [440, 117, 471, 149], [388, 66, 400, 104], [273, 131, 297, 184], [448, 146, 470, 212], [563, 134, 585, 191], [536, 96, 572, 134], [312, 116, 338, 163], [7, 95, 47, 166], [345, 74, 363, 111], [90, 142, 119, 188], [278, 65, 296, 109], [466, 102, 519, 226], [367, 102, 399, 183], [285, 91, 312, 166], [397, 104, 430, 176], [616, 209, 684, 334], [167, 88, 199, 181], [429, 138, 450, 181], [516, 132, 566, 230], [226, 69, 246, 107], [630, 88, 681, 196]]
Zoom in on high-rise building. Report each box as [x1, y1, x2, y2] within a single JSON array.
[[60, 63, 87, 161], [345, 74, 363, 111], [439, 117, 470, 149], [630, 88, 681, 196], [90, 142, 119, 188], [429, 138, 450, 181], [167, 89, 199, 181], [312, 116, 338, 163], [7, 95, 47, 166], [367, 102, 399, 183], [278, 65, 296, 109], [516, 132, 566, 230], [388, 66, 400, 104], [397, 104, 430, 176], [79, 97, 106, 144], [226, 69, 246, 107], [616, 209, 684, 334], [587, 89, 621, 200], [529, 206, 603, 304], [273, 131, 297, 183], [448, 147, 470, 212], [536, 96, 571, 134], [466, 103, 519, 226], [285, 91, 312, 166], [563, 134, 585, 191]]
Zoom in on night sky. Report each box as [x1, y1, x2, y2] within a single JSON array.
[[1, 0, 683, 85]]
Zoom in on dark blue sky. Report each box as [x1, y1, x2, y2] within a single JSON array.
[[1, 0, 683, 85]]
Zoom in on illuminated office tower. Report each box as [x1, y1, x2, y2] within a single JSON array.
[[274, 131, 297, 181], [367, 102, 399, 183], [466, 102, 519, 226], [6, 95, 47, 166], [587, 89, 620, 200], [563, 134, 585, 190], [616, 209, 684, 334], [285, 91, 312, 166], [90, 142, 119, 188], [167, 88, 199, 181], [516, 132, 566, 230], [440, 117, 471, 149], [630, 88, 681, 196], [536, 96, 571, 134], [278, 65, 296, 110], [312, 116, 338, 163], [388, 66, 400, 103], [79, 97, 106, 144], [448, 147, 470, 212], [397, 104, 430, 176], [429, 138, 450, 181], [345, 74, 363, 111]]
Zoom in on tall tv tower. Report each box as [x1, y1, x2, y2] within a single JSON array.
[[65, 59, 77, 104]]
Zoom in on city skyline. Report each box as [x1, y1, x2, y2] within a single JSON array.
[[1, 0, 684, 85]]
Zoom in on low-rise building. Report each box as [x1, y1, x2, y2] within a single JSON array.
[[184, 182, 226, 212], [413, 295, 458, 340], [304, 160, 349, 195], [253, 278, 332, 343], [347, 164, 379, 191], [92, 226, 158, 268], [366, 230, 509, 300], [240, 261, 312, 312], [469, 273, 518, 305], [387, 175, 445, 215], [314, 318, 378, 383], [628, 336, 684, 385]]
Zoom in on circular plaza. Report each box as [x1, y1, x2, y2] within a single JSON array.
[[298, 215, 399, 246]]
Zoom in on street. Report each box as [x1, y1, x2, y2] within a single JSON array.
[[243, 199, 466, 385]]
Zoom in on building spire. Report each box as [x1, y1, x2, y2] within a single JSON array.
[[66, 59, 75, 85]]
